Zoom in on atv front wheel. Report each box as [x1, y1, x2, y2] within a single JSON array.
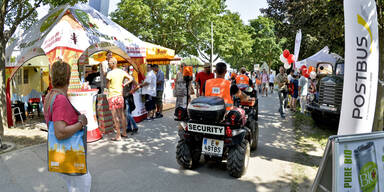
[[176, 139, 193, 169], [227, 139, 250, 178], [249, 119, 259, 150]]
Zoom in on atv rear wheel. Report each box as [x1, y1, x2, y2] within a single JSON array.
[[191, 147, 202, 167], [249, 119, 259, 150], [176, 139, 193, 169], [227, 139, 250, 178]]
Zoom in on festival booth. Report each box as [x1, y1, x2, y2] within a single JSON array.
[[5, 4, 175, 142]]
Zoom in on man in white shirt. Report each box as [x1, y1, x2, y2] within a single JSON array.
[[138, 64, 157, 120], [269, 71, 275, 94], [298, 70, 309, 114]]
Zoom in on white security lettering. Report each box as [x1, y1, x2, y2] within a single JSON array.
[[187, 123, 224, 135]]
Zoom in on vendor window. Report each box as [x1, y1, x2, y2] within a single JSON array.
[[23, 68, 28, 84]]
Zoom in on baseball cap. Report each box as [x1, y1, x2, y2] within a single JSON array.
[[204, 63, 211, 68]]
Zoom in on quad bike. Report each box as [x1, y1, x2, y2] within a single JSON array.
[[175, 92, 259, 178]]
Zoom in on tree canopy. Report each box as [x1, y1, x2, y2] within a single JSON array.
[[261, 0, 344, 59], [111, 0, 252, 64], [249, 16, 284, 71]]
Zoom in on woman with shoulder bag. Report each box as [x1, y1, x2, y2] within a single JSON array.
[[123, 72, 139, 135], [43, 61, 91, 192]]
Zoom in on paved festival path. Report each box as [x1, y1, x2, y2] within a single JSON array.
[[0, 92, 321, 192]]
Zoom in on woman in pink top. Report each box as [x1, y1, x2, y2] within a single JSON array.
[[261, 69, 269, 96], [43, 61, 91, 192]]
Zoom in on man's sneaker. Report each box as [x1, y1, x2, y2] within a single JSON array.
[[131, 128, 138, 135], [156, 113, 163, 118]]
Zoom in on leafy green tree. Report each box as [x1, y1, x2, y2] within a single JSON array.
[[0, 0, 86, 138], [191, 11, 253, 65], [182, 57, 201, 66], [111, 0, 225, 56], [111, 0, 252, 66], [261, 0, 344, 59], [249, 16, 285, 71]]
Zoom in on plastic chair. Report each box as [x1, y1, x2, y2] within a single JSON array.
[[12, 106, 24, 126]]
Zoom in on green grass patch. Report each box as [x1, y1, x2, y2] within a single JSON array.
[[293, 111, 336, 148]]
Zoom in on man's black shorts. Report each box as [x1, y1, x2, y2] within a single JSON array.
[[144, 94, 156, 111]]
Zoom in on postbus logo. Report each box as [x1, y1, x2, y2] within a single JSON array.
[[357, 12, 373, 53]]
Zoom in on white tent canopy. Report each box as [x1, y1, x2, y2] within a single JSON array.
[[6, 4, 146, 69], [295, 46, 341, 69]]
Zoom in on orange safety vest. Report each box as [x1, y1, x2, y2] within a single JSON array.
[[205, 78, 233, 110], [236, 74, 249, 86]]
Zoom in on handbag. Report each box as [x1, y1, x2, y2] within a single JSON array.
[[127, 94, 136, 112], [47, 93, 87, 175]]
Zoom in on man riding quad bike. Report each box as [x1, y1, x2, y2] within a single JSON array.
[[175, 63, 259, 178]]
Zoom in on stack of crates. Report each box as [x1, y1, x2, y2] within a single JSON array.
[[96, 94, 114, 134]]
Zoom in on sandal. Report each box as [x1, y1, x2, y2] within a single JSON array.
[[121, 134, 128, 138], [110, 137, 121, 141]]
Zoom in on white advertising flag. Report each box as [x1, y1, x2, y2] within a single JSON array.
[[294, 29, 302, 61], [338, 0, 379, 135]]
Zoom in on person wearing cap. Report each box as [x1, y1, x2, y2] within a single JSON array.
[[195, 63, 214, 96], [276, 66, 288, 118], [205, 62, 252, 111]]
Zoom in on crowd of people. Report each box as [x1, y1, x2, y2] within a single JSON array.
[[83, 51, 166, 141], [275, 66, 317, 119], [172, 63, 316, 121], [43, 55, 317, 191]]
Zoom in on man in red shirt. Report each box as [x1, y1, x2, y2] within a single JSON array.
[[195, 63, 214, 96]]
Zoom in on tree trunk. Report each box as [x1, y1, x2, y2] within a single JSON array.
[[373, 26, 384, 132], [373, 1, 383, 132], [0, 41, 7, 137]]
